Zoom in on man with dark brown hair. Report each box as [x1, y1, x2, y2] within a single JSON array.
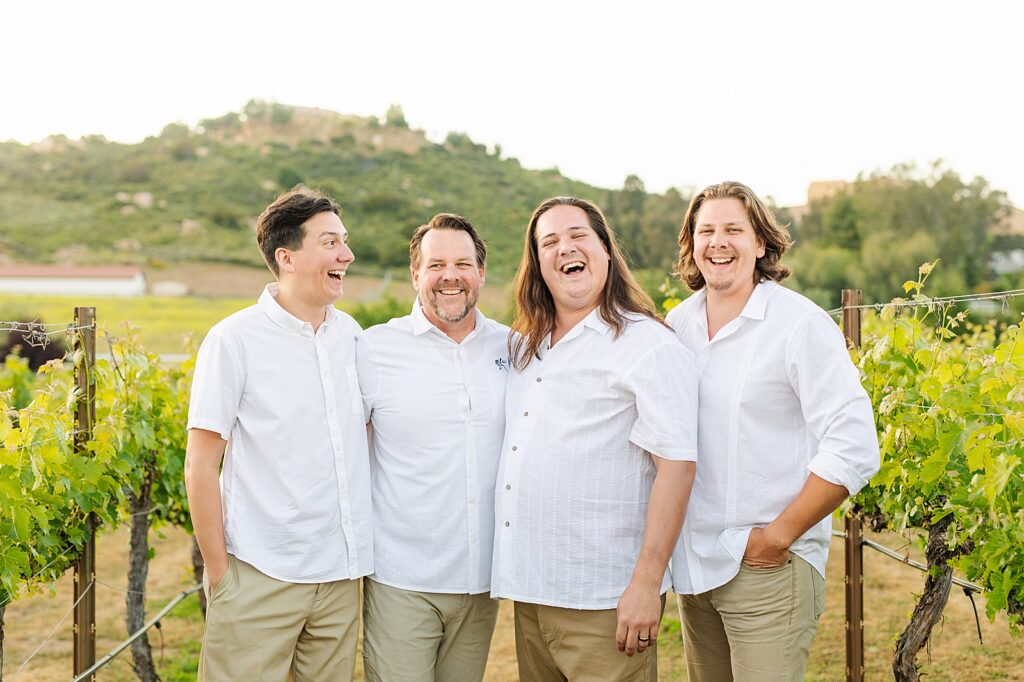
[[185, 187, 372, 680]]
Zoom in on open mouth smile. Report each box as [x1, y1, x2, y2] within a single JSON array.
[[327, 269, 346, 281], [707, 256, 735, 266], [436, 288, 466, 296], [560, 261, 585, 274]]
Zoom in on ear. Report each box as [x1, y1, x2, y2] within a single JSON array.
[[478, 265, 486, 287], [275, 247, 295, 274], [756, 237, 766, 259], [411, 266, 421, 292]]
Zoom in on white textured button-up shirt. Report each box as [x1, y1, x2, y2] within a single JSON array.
[[187, 284, 373, 583], [668, 281, 879, 595], [356, 301, 510, 594], [492, 309, 699, 610]]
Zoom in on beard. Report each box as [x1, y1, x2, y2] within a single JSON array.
[[422, 282, 479, 324]]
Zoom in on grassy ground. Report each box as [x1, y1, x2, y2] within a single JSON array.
[[3, 526, 1021, 681]]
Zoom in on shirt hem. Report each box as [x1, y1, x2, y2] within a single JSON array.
[[491, 590, 667, 611], [231, 551, 372, 584], [368, 575, 491, 595], [671, 547, 826, 594]]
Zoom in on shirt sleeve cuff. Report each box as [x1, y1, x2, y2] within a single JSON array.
[[807, 450, 876, 496], [186, 420, 232, 442], [630, 434, 698, 462]]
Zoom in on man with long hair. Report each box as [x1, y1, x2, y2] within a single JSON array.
[[357, 213, 508, 681], [492, 196, 698, 680], [668, 181, 879, 680]]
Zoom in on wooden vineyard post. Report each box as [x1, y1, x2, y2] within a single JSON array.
[[841, 290, 864, 682], [72, 307, 97, 681]]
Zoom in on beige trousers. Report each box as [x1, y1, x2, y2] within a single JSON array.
[[513, 599, 662, 682], [198, 555, 360, 681], [362, 578, 499, 682], [677, 554, 825, 681]]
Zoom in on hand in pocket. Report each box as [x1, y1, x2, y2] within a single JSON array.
[[742, 527, 790, 568]]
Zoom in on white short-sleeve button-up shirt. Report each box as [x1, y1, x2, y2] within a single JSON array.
[[187, 284, 373, 583], [491, 309, 698, 610], [356, 301, 510, 594], [667, 281, 879, 595]]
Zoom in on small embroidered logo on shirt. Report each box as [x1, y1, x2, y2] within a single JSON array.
[[495, 358, 510, 372]]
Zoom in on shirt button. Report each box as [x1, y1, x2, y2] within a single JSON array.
[[523, 411, 529, 417], [511, 446, 518, 451], [536, 377, 542, 382], [505, 484, 511, 491], [504, 521, 510, 527]]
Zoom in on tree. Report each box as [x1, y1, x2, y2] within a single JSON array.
[[792, 163, 1009, 302], [385, 104, 409, 128]]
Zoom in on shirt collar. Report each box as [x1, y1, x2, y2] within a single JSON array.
[[581, 307, 611, 335], [411, 296, 487, 341], [545, 307, 610, 352], [738, 280, 774, 321], [259, 283, 339, 334]]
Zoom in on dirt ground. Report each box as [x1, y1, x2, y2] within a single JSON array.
[[3, 525, 1021, 681]]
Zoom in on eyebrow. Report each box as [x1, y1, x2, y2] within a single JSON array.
[[537, 225, 590, 241], [317, 230, 345, 238]]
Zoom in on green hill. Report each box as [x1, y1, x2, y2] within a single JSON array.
[[0, 101, 688, 280]]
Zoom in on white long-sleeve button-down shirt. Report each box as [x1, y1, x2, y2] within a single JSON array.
[[187, 284, 373, 583], [668, 281, 879, 595], [491, 309, 699, 610], [356, 301, 510, 594]]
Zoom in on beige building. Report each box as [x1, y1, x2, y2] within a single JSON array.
[[0, 265, 146, 296]]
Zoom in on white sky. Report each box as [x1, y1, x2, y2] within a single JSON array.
[[2, 0, 1021, 207]]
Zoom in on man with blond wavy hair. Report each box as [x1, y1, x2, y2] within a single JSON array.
[[668, 181, 879, 681]]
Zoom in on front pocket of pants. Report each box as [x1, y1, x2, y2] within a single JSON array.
[[740, 557, 792, 574], [811, 569, 825, 621], [208, 557, 238, 606]]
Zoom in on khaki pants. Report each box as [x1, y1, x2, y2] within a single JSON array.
[[199, 555, 360, 681], [677, 554, 825, 682], [362, 578, 499, 682], [513, 599, 662, 682]]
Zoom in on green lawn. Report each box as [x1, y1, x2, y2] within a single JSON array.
[[1, 292, 421, 355], [2, 294, 255, 354]]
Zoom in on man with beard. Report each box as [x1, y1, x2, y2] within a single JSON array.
[[356, 213, 510, 681]]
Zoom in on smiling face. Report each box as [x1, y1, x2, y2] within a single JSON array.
[[535, 204, 610, 319], [693, 197, 765, 303], [412, 228, 485, 331], [278, 211, 354, 308]]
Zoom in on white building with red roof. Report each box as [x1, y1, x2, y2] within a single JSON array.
[[0, 265, 146, 296]]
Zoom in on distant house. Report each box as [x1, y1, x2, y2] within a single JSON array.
[[0, 265, 146, 296], [993, 206, 1024, 237]]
